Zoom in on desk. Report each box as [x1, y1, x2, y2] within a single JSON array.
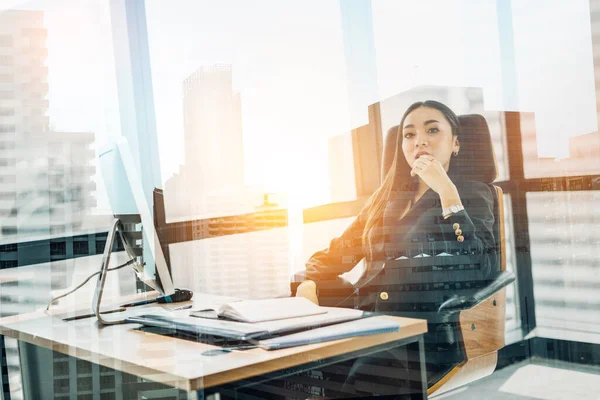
[[0, 292, 428, 399]]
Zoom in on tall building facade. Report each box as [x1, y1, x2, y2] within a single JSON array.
[[0, 10, 48, 236], [166, 64, 244, 219], [183, 66, 243, 189], [0, 11, 96, 240]]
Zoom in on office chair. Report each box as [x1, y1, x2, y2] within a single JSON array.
[[295, 114, 515, 397]]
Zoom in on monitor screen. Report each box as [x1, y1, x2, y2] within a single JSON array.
[[98, 137, 175, 296]]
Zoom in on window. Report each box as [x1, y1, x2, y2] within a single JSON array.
[[0, 125, 16, 133], [0, 175, 16, 183], [50, 241, 66, 256], [0, 74, 13, 84], [0, 92, 14, 100], [0, 35, 13, 47], [0, 243, 17, 252], [73, 240, 89, 255], [0, 192, 16, 200], [0, 108, 15, 117], [0, 260, 18, 269], [0, 55, 12, 66]]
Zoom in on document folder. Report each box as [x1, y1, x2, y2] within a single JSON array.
[[126, 306, 366, 342], [257, 317, 400, 350]]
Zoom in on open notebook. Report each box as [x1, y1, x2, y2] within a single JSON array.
[[191, 297, 327, 323]]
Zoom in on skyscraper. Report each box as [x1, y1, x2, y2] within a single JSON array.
[[0, 10, 96, 239], [183, 64, 243, 190], [0, 10, 48, 235], [166, 64, 245, 219]]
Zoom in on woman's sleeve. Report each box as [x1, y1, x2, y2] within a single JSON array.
[[439, 181, 499, 277], [304, 204, 370, 285]]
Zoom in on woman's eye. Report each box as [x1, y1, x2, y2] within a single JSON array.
[[428, 127, 439, 133], [404, 132, 414, 138]]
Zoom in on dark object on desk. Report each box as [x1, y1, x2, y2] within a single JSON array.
[[121, 288, 193, 307], [135, 324, 255, 350], [62, 308, 126, 322]]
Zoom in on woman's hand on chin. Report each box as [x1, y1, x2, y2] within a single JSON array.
[[410, 155, 455, 195]]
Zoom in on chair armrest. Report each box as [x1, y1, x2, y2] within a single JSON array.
[[438, 270, 516, 314]]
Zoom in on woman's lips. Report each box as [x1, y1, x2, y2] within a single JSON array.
[[415, 152, 431, 158]]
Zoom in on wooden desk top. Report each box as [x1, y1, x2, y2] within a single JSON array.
[[0, 293, 427, 392]]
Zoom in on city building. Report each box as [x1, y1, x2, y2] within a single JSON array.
[[165, 64, 244, 220], [0, 11, 96, 241]]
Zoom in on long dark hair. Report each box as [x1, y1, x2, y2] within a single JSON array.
[[361, 100, 460, 268]]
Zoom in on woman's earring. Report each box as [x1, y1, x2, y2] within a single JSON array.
[[453, 151, 459, 157]]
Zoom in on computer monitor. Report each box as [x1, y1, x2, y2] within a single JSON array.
[[94, 137, 175, 323]]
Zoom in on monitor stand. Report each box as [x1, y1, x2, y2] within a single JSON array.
[[92, 218, 128, 325], [92, 218, 193, 325]]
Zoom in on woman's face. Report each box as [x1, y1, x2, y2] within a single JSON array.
[[401, 106, 459, 172]]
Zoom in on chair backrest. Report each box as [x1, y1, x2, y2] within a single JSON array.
[[382, 114, 498, 184]]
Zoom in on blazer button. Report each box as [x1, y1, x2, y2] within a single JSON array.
[[455, 228, 462, 236], [380, 292, 389, 301], [457, 235, 465, 242], [453, 223, 460, 230]]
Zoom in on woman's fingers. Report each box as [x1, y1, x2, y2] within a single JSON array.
[[411, 157, 431, 176], [411, 156, 441, 178]]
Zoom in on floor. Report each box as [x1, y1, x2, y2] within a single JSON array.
[[435, 358, 600, 400]]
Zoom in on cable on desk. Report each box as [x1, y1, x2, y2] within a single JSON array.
[[46, 259, 135, 311]]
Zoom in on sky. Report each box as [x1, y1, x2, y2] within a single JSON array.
[[3, 0, 598, 213]]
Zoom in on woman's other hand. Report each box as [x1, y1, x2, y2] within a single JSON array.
[[296, 280, 319, 305]]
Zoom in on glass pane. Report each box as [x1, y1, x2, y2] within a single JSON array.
[[0, 0, 125, 303], [0, 3, 130, 399], [515, 0, 600, 178], [529, 191, 600, 342], [144, 0, 355, 221]]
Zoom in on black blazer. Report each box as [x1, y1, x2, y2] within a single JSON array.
[[305, 180, 498, 310]]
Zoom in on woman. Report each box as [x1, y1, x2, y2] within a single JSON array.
[[297, 100, 498, 391]]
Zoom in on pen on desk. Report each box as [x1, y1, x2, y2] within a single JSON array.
[[172, 304, 193, 311], [63, 308, 126, 322], [120, 299, 158, 308]]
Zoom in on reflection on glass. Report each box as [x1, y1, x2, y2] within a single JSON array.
[[528, 191, 600, 342], [521, 112, 600, 179], [144, 1, 351, 218]]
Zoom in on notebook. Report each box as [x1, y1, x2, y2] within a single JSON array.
[[191, 297, 327, 323]]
